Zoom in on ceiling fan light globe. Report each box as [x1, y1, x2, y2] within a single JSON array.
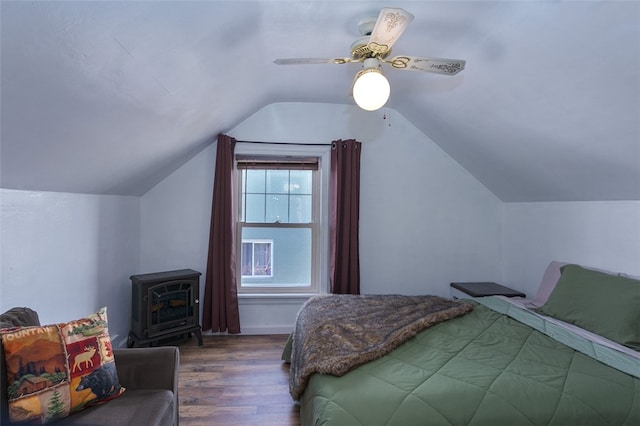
[[353, 69, 390, 111]]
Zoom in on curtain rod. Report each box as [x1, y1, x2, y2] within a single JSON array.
[[236, 140, 332, 146]]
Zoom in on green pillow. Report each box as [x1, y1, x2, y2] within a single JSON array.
[[536, 264, 640, 350]]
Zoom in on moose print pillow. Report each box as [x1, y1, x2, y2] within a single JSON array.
[[0, 307, 124, 424]]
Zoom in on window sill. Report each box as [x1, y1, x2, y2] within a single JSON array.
[[237, 293, 320, 304]]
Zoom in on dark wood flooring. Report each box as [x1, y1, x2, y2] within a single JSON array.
[[178, 334, 300, 426]]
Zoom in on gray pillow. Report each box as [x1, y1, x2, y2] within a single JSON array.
[[0, 306, 40, 328]]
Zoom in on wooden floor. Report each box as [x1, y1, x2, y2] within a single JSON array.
[[177, 334, 300, 426]]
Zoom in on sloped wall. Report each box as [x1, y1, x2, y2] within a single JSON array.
[[141, 102, 503, 333]]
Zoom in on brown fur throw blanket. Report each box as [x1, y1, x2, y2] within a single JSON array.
[[289, 294, 473, 400]]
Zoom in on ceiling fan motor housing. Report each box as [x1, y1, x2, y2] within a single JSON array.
[[350, 37, 390, 60], [357, 17, 377, 36]]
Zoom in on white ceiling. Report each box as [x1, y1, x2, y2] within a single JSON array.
[[1, 0, 638, 201]]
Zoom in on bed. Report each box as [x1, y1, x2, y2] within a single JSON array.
[[285, 262, 640, 425]]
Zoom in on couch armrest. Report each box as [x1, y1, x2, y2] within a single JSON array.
[[114, 347, 179, 394]]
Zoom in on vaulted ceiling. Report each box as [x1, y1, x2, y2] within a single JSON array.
[[1, 1, 638, 201]]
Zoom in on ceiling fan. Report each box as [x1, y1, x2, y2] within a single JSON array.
[[274, 8, 466, 111]]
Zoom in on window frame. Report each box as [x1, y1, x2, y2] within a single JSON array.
[[234, 143, 330, 296]]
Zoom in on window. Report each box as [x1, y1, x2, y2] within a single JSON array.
[[241, 240, 273, 277], [234, 144, 329, 295]]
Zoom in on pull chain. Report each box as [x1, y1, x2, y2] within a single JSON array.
[[382, 108, 391, 126]]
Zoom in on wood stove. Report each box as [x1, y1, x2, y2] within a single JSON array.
[[128, 269, 203, 347]]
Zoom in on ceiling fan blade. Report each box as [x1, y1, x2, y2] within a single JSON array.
[[367, 8, 414, 56], [386, 56, 466, 75], [274, 57, 354, 65]]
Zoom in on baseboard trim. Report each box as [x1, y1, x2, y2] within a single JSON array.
[[238, 325, 293, 335]]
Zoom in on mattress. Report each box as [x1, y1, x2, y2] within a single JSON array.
[[298, 297, 640, 425]]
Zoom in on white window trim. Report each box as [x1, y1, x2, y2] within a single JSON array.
[[234, 142, 330, 296]]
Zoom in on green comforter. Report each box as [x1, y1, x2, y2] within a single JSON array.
[[299, 299, 640, 425]]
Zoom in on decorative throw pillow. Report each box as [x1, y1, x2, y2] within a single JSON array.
[[0, 307, 124, 424]]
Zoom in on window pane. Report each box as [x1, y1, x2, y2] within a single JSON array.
[[241, 242, 253, 276], [245, 194, 265, 222], [266, 170, 289, 194], [290, 195, 312, 223], [253, 242, 272, 276], [246, 169, 265, 193], [241, 227, 311, 286], [242, 168, 314, 225], [266, 194, 289, 223], [240, 190, 246, 222], [289, 170, 312, 194]]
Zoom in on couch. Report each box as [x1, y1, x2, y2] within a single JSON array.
[[0, 307, 180, 425]]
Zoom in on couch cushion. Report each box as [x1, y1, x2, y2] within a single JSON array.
[[56, 389, 174, 426], [0, 308, 124, 424]]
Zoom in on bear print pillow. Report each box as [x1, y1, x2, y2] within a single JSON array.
[[0, 307, 124, 424]]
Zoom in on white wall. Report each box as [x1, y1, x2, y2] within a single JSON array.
[[140, 142, 216, 330], [503, 201, 640, 296], [140, 143, 215, 274], [356, 109, 503, 296], [0, 189, 140, 346], [140, 102, 503, 334], [6, 105, 635, 339]]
